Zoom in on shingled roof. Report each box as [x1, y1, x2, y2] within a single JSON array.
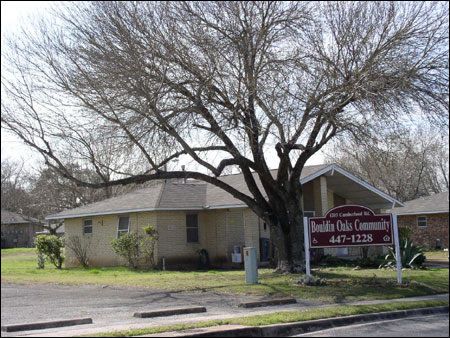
[[1, 209, 41, 225], [47, 163, 400, 220], [389, 192, 449, 215], [46, 164, 329, 219]]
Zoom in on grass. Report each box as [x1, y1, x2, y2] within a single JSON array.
[[2, 248, 448, 303], [425, 250, 449, 261], [86, 299, 449, 337]]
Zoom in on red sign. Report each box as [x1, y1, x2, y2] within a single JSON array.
[[308, 205, 393, 248]]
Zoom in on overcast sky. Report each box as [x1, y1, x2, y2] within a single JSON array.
[[1, 1, 54, 168], [0, 1, 326, 173]]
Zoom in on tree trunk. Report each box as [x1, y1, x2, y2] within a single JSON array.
[[270, 207, 305, 273]]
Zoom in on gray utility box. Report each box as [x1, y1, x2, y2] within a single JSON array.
[[243, 247, 258, 284]]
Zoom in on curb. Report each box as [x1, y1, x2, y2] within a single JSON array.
[[142, 306, 448, 337], [238, 298, 297, 308], [258, 306, 449, 337], [134, 306, 207, 318], [1, 317, 93, 333]]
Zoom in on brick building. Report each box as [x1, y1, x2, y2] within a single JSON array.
[[46, 163, 402, 268], [1, 210, 44, 248], [390, 192, 449, 249]]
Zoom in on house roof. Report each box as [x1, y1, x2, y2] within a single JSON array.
[[389, 192, 449, 216], [1, 209, 41, 225], [46, 163, 402, 220]]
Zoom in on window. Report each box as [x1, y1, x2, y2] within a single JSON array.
[[186, 214, 199, 243], [83, 219, 93, 234], [336, 247, 349, 256], [417, 216, 427, 228], [117, 216, 130, 237]]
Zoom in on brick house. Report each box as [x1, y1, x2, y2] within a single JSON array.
[[1, 209, 44, 248], [46, 164, 402, 268], [390, 192, 449, 249]]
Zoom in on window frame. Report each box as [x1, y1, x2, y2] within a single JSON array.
[[417, 216, 427, 228], [186, 213, 199, 243], [117, 215, 130, 238], [83, 219, 93, 235]]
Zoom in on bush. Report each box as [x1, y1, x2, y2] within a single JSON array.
[[111, 232, 141, 269], [35, 234, 64, 269], [141, 226, 159, 269], [66, 235, 91, 268], [111, 226, 159, 269], [381, 238, 426, 269], [197, 249, 210, 269], [316, 254, 349, 267]]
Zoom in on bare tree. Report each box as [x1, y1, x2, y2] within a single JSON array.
[[1, 2, 448, 272], [1, 158, 34, 215], [326, 127, 449, 202]]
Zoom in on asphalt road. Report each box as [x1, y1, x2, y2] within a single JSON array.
[[293, 313, 449, 337]]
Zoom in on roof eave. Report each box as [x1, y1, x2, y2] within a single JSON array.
[[300, 163, 404, 208]]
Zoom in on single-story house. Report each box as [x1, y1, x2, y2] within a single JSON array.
[[389, 192, 449, 249], [1, 209, 44, 248], [46, 163, 403, 268]]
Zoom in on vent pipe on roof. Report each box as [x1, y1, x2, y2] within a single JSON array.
[[181, 165, 186, 184]]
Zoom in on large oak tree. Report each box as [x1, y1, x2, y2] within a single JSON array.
[[1, 1, 448, 271]]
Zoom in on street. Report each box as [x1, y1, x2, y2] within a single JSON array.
[[293, 313, 449, 337]]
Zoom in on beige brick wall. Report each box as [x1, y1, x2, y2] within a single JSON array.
[[155, 211, 204, 265], [243, 209, 260, 259], [64, 212, 156, 267]]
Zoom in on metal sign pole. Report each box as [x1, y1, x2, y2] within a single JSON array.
[[392, 214, 402, 285], [303, 216, 311, 277]]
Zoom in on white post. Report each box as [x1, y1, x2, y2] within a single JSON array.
[[392, 215, 402, 285], [303, 216, 311, 277]]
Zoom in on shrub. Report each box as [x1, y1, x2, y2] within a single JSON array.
[[111, 227, 159, 269], [381, 238, 426, 269], [141, 225, 159, 269], [37, 252, 45, 269], [111, 232, 141, 269], [197, 249, 210, 269], [35, 234, 64, 269], [66, 235, 91, 268]]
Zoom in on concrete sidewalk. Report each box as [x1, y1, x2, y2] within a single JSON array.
[[6, 293, 448, 337]]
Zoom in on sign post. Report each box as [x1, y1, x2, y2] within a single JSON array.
[[303, 216, 311, 277], [303, 205, 402, 284], [392, 214, 403, 284]]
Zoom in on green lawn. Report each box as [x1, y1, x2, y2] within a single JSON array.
[[425, 250, 449, 261], [2, 248, 448, 303], [88, 300, 449, 337]]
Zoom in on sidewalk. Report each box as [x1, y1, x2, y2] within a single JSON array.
[[6, 293, 448, 337]]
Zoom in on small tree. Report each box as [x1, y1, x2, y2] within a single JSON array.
[[35, 234, 64, 269], [111, 232, 141, 269], [141, 225, 159, 269], [65, 235, 91, 268]]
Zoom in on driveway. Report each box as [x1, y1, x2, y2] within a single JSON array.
[[1, 283, 318, 336]]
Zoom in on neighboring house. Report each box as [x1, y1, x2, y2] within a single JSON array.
[[46, 164, 402, 268], [35, 222, 65, 237], [1, 209, 44, 248], [389, 192, 449, 249]]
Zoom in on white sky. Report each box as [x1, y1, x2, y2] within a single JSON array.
[[1, 1, 54, 167], [0, 1, 325, 172]]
